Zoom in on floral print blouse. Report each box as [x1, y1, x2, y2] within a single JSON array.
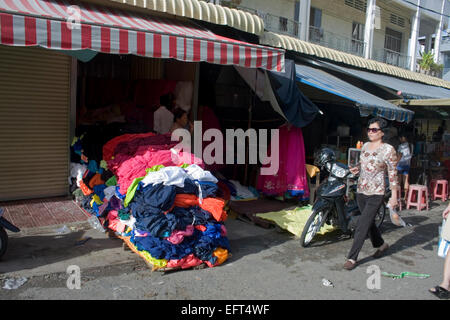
[[357, 142, 399, 196]]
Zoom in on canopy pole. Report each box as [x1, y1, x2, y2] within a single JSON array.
[[244, 69, 258, 186]]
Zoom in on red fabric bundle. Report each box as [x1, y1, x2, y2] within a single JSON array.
[[103, 132, 156, 161], [166, 253, 203, 269]]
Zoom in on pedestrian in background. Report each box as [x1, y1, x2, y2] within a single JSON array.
[[429, 201, 450, 299], [396, 133, 412, 202]]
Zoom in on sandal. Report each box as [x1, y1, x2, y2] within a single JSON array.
[[429, 286, 450, 299], [373, 243, 389, 259], [343, 260, 357, 270]]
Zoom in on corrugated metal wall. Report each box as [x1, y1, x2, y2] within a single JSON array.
[[0, 45, 71, 201]]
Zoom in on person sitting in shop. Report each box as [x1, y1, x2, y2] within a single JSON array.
[[153, 94, 174, 135], [433, 120, 446, 142], [170, 108, 194, 134]]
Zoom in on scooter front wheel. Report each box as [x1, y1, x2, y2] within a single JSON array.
[[0, 227, 8, 259], [300, 209, 328, 247], [375, 203, 386, 228]]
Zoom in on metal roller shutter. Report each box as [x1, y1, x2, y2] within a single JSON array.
[[0, 45, 71, 201]]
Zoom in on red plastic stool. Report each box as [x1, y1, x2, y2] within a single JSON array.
[[431, 179, 448, 201], [406, 184, 429, 211]]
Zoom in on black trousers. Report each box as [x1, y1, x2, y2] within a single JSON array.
[[347, 193, 385, 261]]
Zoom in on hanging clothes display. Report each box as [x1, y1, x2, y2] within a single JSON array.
[[257, 124, 309, 200], [174, 81, 194, 112]]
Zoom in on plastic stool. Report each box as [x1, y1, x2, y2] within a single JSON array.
[[406, 184, 429, 211], [431, 179, 448, 201]]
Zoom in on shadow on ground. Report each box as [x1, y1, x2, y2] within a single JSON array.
[[0, 230, 124, 274]]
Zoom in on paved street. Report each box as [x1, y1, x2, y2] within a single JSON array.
[[0, 200, 448, 301]]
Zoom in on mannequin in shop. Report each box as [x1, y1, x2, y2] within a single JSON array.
[[153, 94, 175, 135]]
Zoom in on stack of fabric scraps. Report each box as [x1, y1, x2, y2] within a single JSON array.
[[124, 164, 231, 270], [70, 131, 178, 230], [70, 130, 231, 271]]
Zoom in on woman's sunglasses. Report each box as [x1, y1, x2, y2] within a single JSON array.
[[367, 127, 382, 133]]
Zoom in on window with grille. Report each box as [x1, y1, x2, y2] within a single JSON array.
[[385, 27, 402, 53], [279, 17, 288, 32], [309, 7, 322, 42], [352, 22, 365, 55], [345, 0, 367, 12], [390, 14, 405, 28]]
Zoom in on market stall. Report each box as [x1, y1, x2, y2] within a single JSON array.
[[0, 0, 289, 271], [390, 99, 450, 183]]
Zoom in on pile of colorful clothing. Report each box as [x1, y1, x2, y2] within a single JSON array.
[[70, 130, 230, 270]]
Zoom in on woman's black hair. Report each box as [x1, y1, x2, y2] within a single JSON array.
[[160, 93, 172, 108], [367, 117, 388, 132], [173, 107, 187, 122]]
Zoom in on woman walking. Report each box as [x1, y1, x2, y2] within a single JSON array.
[[344, 117, 399, 270]]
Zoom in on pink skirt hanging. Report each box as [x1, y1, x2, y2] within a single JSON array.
[[257, 125, 309, 200]]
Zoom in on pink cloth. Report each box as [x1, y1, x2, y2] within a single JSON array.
[[106, 134, 176, 173], [106, 210, 127, 233], [257, 124, 309, 199], [220, 225, 227, 237], [165, 225, 194, 245]]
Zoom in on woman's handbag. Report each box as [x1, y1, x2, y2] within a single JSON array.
[[438, 219, 450, 258]]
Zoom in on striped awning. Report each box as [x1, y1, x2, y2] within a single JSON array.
[[0, 0, 284, 71]]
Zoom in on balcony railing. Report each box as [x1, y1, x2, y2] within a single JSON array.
[[373, 48, 411, 69], [224, 4, 301, 38], [309, 26, 366, 57], [220, 2, 418, 71]]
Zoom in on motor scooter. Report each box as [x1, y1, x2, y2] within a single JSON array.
[[0, 208, 20, 259], [300, 148, 387, 247]]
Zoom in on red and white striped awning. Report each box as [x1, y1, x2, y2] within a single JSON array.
[[0, 0, 285, 71]]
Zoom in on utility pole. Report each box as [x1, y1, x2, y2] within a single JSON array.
[[409, 0, 421, 72], [364, 0, 376, 60], [434, 0, 446, 64], [299, 0, 311, 41]]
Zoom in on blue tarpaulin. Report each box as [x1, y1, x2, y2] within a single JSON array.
[[267, 59, 320, 128], [319, 61, 450, 100], [294, 63, 414, 123]]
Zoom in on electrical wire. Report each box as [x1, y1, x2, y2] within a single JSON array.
[[395, 0, 450, 19]]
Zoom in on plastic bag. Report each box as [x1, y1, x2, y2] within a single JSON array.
[[381, 272, 430, 279], [438, 219, 450, 258], [88, 216, 105, 232], [387, 204, 407, 227], [55, 225, 70, 234], [3, 277, 27, 289], [322, 278, 334, 287]]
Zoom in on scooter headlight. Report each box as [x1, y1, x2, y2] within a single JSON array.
[[331, 165, 347, 179]]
